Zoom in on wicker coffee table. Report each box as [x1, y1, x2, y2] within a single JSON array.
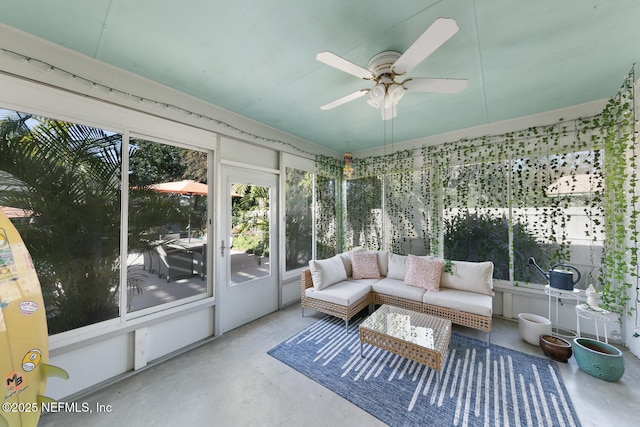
[[359, 304, 452, 388]]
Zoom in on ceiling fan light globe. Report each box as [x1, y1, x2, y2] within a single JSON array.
[[388, 83, 405, 102], [370, 83, 385, 100]]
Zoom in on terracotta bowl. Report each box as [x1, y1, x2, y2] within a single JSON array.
[[539, 334, 572, 362]]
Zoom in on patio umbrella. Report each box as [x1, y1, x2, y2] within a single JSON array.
[[0, 206, 32, 218], [148, 180, 208, 240], [148, 179, 207, 195]]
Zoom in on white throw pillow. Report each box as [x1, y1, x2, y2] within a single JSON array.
[[309, 255, 348, 290], [387, 253, 408, 280], [440, 260, 494, 296]]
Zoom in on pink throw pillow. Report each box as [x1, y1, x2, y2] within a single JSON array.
[[405, 255, 444, 291], [350, 251, 381, 280]]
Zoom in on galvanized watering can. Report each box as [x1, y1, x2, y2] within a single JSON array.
[[528, 257, 581, 290]]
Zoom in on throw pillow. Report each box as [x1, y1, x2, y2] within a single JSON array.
[[405, 255, 444, 291], [350, 251, 381, 280], [309, 255, 347, 290], [387, 253, 408, 280], [439, 260, 494, 296]]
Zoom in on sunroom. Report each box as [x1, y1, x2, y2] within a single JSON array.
[[1, 1, 640, 426]]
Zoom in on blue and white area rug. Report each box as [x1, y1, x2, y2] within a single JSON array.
[[268, 315, 581, 427]]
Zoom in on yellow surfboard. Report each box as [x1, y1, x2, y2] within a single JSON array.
[[0, 211, 68, 427]]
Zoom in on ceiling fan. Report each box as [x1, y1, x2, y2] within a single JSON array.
[[316, 17, 468, 120]]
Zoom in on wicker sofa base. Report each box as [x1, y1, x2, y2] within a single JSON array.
[[301, 292, 371, 329], [302, 269, 492, 335]]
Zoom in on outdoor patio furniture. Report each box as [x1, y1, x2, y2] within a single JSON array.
[[156, 244, 195, 282], [143, 249, 156, 273], [192, 243, 207, 280]]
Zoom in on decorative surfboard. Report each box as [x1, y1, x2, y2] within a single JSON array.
[[0, 210, 68, 427]]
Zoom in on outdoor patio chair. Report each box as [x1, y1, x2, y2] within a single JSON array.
[[192, 243, 206, 280], [156, 244, 194, 282]]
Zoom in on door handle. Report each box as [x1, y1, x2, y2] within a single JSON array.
[[220, 240, 226, 257]]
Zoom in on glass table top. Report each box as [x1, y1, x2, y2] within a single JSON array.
[[359, 304, 452, 351]]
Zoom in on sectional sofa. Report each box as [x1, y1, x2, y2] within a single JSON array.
[[301, 250, 495, 341]]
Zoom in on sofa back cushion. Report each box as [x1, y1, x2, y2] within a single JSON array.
[[405, 255, 444, 291], [350, 251, 381, 280], [440, 260, 494, 296], [339, 252, 353, 277], [387, 253, 408, 280], [376, 251, 389, 277], [309, 255, 348, 290]]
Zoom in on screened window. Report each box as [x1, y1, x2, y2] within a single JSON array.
[[442, 161, 510, 280], [0, 109, 122, 334], [315, 175, 339, 260], [384, 171, 430, 256], [0, 108, 211, 333], [284, 167, 312, 271], [511, 150, 604, 286], [126, 138, 209, 313], [345, 176, 383, 250]]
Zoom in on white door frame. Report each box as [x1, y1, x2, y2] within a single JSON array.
[[216, 164, 279, 334]]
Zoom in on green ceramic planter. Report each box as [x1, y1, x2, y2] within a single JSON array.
[[572, 338, 624, 382]]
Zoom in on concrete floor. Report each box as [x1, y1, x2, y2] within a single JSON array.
[[40, 304, 640, 427]]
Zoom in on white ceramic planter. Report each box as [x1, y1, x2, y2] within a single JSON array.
[[518, 313, 552, 346]]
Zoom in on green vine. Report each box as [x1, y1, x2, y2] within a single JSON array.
[[313, 68, 639, 322], [598, 70, 637, 319]]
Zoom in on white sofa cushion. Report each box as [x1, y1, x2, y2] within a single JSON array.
[[339, 252, 353, 277], [371, 277, 425, 302], [422, 288, 493, 317], [376, 251, 389, 277], [309, 255, 347, 290], [346, 278, 380, 286], [304, 280, 372, 306], [387, 253, 408, 280], [440, 260, 494, 296], [405, 255, 444, 291]]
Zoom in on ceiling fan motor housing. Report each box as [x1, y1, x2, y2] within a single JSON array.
[[367, 51, 405, 111], [368, 51, 402, 79]]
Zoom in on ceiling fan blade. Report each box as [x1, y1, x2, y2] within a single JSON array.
[[392, 18, 459, 76], [316, 51, 373, 80], [320, 89, 369, 110], [403, 77, 468, 93]]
